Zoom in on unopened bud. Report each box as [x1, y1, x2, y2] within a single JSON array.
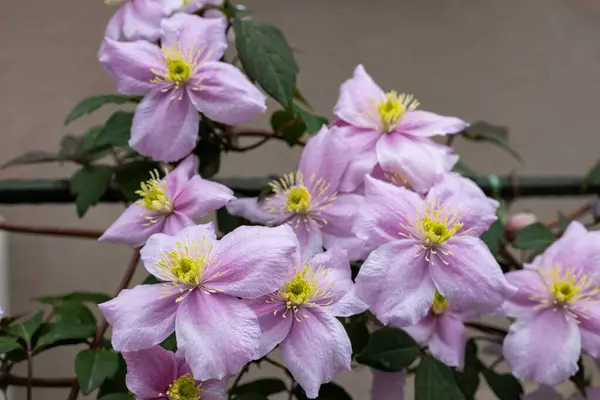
[[505, 212, 538, 242]]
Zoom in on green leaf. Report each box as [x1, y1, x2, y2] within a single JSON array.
[[294, 107, 328, 134], [160, 332, 177, 352], [194, 129, 221, 179], [583, 158, 600, 192], [142, 274, 160, 285], [461, 121, 521, 161], [75, 349, 120, 395], [293, 87, 313, 110], [452, 160, 477, 176], [558, 212, 571, 233], [292, 382, 352, 400], [97, 394, 134, 400], [97, 354, 128, 397], [1, 151, 63, 169], [65, 94, 139, 124], [481, 368, 523, 400], [342, 315, 370, 356], [53, 302, 96, 326], [415, 356, 465, 400], [235, 20, 298, 108], [570, 357, 587, 397], [453, 340, 481, 399], [270, 109, 306, 145], [37, 291, 111, 306], [231, 378, 287, 397], [480, 220, 506, 255], [96, 111, 134, 147], [0, 336, 21, 353], [8, 311, 44, 343], [356, 327, 420, 372], [114, 160, 160, 201], [216, 207, 251, 234], [69, 165, 114, 217], [36, 321, 96, 349], [513, 222, 555, 253]]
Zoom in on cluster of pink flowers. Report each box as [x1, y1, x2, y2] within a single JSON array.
[[95, 1, 600, 399]]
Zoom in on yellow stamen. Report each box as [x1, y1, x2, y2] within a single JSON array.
[[166, 373, 202, 400], [135, 170, 173, 219], [285, 186, 312, 213], [431, 291, 449, 314], [375, 91, 420, 133], [382, 171, 412, 190]]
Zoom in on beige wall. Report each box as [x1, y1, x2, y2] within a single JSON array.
[[1, 0, 600, 398]]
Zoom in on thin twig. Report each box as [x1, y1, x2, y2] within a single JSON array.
[[0, 221, 103, 239], [230, 137, 270, 152], [545, 203, 592, 229], [25, 345, 33, 400], [465, 322, 507, 336], [489, 356, 504, 370], [228, 365, 249, 399], [0, 374, 74, 387], [231, 130, 307, 146], [263, 357, 286, 370], [66, 250, 140, 400]]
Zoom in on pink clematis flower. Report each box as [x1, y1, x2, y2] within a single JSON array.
[[99, 222, 297, 380], [370, 369, 405, 400], [354, 173, 515, 327], [333, 64, 467, 194], [247, 246, 367, 398], [99, 155, 234, 247], [226, 126, 368, 260], [99, 13, 266, 162], [501, 221, 600, 385], [402, 291, 468, 369], [122, 345, 227, 399], [104, 0, 181, 42]]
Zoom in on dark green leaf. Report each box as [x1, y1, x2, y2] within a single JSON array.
[[570, 357, 587, 397], [293, 87, 313, 110], [233, 395, 268, 400], [75, 349, 120, 395], [513, 222, 555, 253], [454, 340, 481, 399], [194, 129, 221, 179], [342, 315, 370, 356], [142, 274, 160, 285], [480, 220, 505, 255], [69, 165, 114, 217], [114, 160, 160, 201], [231, 378, 287, 396], [583, 158, 600, 192], [97, 394, 134, 400], [8, 311, 44, 343], [461, 121, 521, 161], [257, 184, 274, 202], [36, 321, 96, 349], [558, 212, 571, 233], [160, 332, 177, 352], [37, 291, 111, 306], [97, 111, 134, 147], [415, 356, 465, 400], [270, 109, 306, 145], [223, 2, 253, 18], [235, 20, 298, 108], [53, 302, 96, 326], [357, 327, 420, 372], [294, 107, 328, 134], [97, 354, 128, 397], [65, 94, 139, 124], [0, 336, 21, 353], [216, 207, 250, 234], [481, 368, 523, 400], [1, 151, 62, 169], [292, 382, 352, 400]]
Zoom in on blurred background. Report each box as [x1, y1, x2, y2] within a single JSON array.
[[1, 0, 599, 398]]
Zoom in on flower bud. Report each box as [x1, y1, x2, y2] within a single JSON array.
[[505, 212, 538, 241]]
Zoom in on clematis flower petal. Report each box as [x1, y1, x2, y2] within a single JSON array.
[[160, 13, 227, 62], [99, 204, 165, 247], [173, 176, 234, 217], [225, 197, 275, 225], [247, 299, 293, 358], [335, 125, 379, 193], [370, 370, 405, 400], [122, 346, 178, 398], [395, 110, 468, 138], [428, 313, 467, 369], [298, 126, 349, 191], [334, 64, 385, 129]]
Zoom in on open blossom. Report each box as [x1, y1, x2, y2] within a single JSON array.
[[247, 246, 367, 398], [99, 155, 233, 247], [354, 173, 515, 327], [100, 13, 266, 162], [122, 345, 227, 399], [371, 370, 405, 400], [104, 0, 181, 42], [333, 64, 466, 194], [403, 291, 468, 369], [226, 126, 368, 260], [501, 221, 600, 385], [99, 222, 297, 380]]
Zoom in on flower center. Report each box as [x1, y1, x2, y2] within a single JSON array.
[[285, 186, 312, 213], [154, 238, 215, 290], [420, 214, 463, 248], [282, 271, 315, 306], [166, 58, 192, 86], [375, 91, 419, 133], [135, 170, 173, 216], [151, 43, 209, 93], [171, 257, 202, 285], [166, 373, 202, 400], [264, 172, 337, 227], [431, 291, 449, 314]]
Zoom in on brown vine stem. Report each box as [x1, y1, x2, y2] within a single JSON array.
[[0, 374, 74, 387], [25, 344, 33, 400], [230, 130, 307, 147], [66, 249, 141, 400], [465, 322, 508, 336], [544, 203, 592, 229], [0, 221, 103, 239]]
